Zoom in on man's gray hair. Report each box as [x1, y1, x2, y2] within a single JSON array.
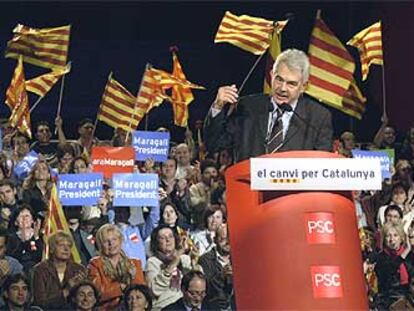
[[272, 49, 310, 83]]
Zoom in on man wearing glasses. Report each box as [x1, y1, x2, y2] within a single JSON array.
[[204, 49, 333, 163]]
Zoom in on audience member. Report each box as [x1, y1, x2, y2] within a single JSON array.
[[123, 284, 153, 311], [68, 280, 100, 311], [1, 273, 42, 311]]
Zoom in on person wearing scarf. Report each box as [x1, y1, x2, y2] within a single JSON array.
[[375, 222, 414, 308]]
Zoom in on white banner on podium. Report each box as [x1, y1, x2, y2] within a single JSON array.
[[250, 158, 382, 191]]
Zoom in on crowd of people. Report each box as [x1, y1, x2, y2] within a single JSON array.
[[1, 48, 414, 310]]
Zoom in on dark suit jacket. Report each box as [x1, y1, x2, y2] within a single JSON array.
[[204, 93, 333, 163], [162, 298, 217, 311]]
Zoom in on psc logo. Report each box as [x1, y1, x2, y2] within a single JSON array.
[[311, 266, 343, 298], [304, 212, 336, 244]]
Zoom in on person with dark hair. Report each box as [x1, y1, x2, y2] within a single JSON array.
[[10, 133, 31, 168], [69, 156, 90, 174], [146, 225, 195, 309], [198, 224, 235, 310], [32, 231, 87, 309], [56, 143, 76, 174], [124, 284, 153, 311], [0, 179, 19, 230], [1, 273, 42, 310], [189, 159, 219, 208], [30, 120, 59, 168], [6, 205, 43, 273], [0, 227, 23, 306], [68, 280, 100, 311], [163, 270, 216, 311], [384, 205, 404, 225]]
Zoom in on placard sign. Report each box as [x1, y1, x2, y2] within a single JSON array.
[[14, 150, 39, 180], [113, 173, 159, 207], [352, 149, 391, 179], [132, 131, 170, 162], [250, 158, 382, 191], [91, 147, 135, 178], [58, 173, 103, 205]]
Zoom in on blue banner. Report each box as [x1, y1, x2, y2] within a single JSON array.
[[352, 149, 391, 179], [14, 150, 39, 180], [113, 173, 159, 207], [132, 131, 170, 162], [58, 173, 103, 206]]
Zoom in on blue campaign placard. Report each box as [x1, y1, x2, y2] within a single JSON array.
[[58, 173, 104, 206], [352, 149, 391, 179], [14, 150, 39, 180], [132, 131, 170, 162], [113, 173, 159, 207]]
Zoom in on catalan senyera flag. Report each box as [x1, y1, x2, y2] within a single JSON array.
[[97, 73, 143, 131], [215, 11, 274, 55], [5, 24, 70, 70], [170, 52, 205, 127], [25, 63, 71, 97], [341, 78, 367, 120], [43, 183, 81, 263], [135, 66, 174, 118], [347, 21, 383, 81], [263, 20, 289, 94], [306, 14, 355, 110], [5, 56, 32, 138]]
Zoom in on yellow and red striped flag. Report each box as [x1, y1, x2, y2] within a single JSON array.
[[305, 13, 355, 110], [135, 66, 173, 118], [97, 73, 143, 132], [215, 11, 275, 55], [347, 21, 383, 81], [263, 20, 289, 94], [341, 78, 367, 119], [170, 51, 205, 127], [5, 24, 70, 70], [43, 183, 81, 263], [5, 56, 32, 138], [25, 63, 71, 97]]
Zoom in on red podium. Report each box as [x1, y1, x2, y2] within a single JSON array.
[[225, 151, 368, 309]]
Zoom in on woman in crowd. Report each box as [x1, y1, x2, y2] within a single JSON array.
[[191, 205, 226, 256], [123, 284, 153, 311], [375, 222, 414, 308], [22, 159, 53, 217], [56, 143, 76, 174], [146, 225, 195, 310], [69, 155, 90, 174], [88, 224, 145, 310], [6, 204, 43, 273], [69, 280, 100, 311], [32, 230, 87, 309]]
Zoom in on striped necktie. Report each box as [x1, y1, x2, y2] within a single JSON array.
[[266, 107, 284, 153]]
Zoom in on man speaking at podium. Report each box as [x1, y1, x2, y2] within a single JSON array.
[[204, 49, 333, 163]]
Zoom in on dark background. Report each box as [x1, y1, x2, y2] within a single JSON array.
[[0, 1, 413, 143]]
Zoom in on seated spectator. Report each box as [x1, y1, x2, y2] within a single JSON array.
[[22, 159, 53, 217], [163, 270, 216, 311], [198, 224, 235, 310], [191, 205, 226, 256], [123, 284, 153, 311], [6, 205, 43, 273], [88, 224, 145, 310], [1, 273, 42, 311], [32, 231, 87, 309], [375, 222, 414, 309], [146, 225, 195, 310], [68, 280, 100, 311], [0, 228, 23, 307], [189, 159, 219, 208]]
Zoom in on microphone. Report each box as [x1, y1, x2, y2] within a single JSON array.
[[278, 103, 320, 133]]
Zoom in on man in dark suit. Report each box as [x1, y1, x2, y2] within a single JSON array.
[[204, 49, 333, 163], [162, 270, 216, 311]]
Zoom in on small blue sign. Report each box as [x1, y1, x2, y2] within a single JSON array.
[[14, 150, 39, 180], [352, 149, 391, 179], [113, 173, 159, 207], [132, 131, 170, 162], [58, 173, 103, 206]]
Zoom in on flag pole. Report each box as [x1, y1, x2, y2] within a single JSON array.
[[125, 64, 151, 144], [29, 95, 44, 113], [238, 52, 266, 96]]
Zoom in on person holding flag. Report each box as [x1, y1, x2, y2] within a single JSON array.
[[204, 49, 333, 163]]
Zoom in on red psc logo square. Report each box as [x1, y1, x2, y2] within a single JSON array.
[[311, 265, 343, 298], [304, 212, 336, 244]]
